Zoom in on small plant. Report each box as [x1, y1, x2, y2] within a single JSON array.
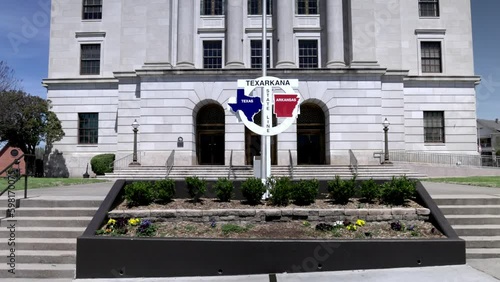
[[390, 221, 404, 231], [184, 225, 196, 232], [124, 181, 155, 206], [268, 176, 293, 206], [359, 179, 380, 203], [328, 175, 357, 205], [380, 176, 417, 205], [185, 176, 207, 202], [213, 178, 234, 202], [154, 179, 176, 203], [137, 219, 157, 237], [221, 224, 250, 235], [97, 218, 128, 235], [316, 223, 334, 232], [302, 221, 311, 227], [128, 218, 141, 226], [291, 179, 319, 206], [241, 177, 266, 205]]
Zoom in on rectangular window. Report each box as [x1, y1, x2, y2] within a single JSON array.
[[419, 0, 439, 17], [424, 111, 445, 143], [80, 44, 101, 75], [203, 41, 223, 69], [78, 113, 99, 144], [298, 40, 318, 68], [250, 40, 271, 69], [421, 42, 442, 73], [201, 0, 225, 15], [248, 0, 273, 15], [296, 0, 318, 15], [82, 0, 102, 20]]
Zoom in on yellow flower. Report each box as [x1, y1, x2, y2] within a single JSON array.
[[356, 219, 366, 227], [107, 219, 117, 226], [128, 218, 140, 226], [347, 224, 357, 231]]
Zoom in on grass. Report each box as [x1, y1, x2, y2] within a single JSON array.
[[426, 176, 500, 188], [0, 177, 108, 191]]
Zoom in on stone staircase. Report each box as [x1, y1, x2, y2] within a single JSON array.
[[0, 197, 100, 279], [101, 164, 427, 180], [433, 195, 500, 259]]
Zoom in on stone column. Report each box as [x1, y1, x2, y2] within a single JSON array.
[[145, 0, 172, 69], [275, 0, 296, 68], [176, 0, 195, 68], [326, 0, 345, 67], [350, 0, 379, 67], [225, 0, 244, 68]]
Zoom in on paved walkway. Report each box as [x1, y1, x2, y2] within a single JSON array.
[[2, 180, 500, 281]]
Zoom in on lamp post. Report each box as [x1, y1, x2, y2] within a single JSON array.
[[382, 118, 391, 164], [130, 119, 141, 166]]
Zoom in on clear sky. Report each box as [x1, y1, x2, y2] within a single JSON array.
[[0, 0, 498, 120]]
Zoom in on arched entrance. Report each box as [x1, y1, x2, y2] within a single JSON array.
[[196, 104, 225, 165], [297, 103, 326, 165], [245, 112, 277, 165]]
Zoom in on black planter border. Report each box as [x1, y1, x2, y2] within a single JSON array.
[[76, 180, 464, 279]]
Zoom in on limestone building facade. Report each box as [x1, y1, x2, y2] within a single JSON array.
[[44, 0, 480, 177]]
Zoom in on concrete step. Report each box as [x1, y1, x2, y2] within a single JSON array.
[[0, 217, 92, 228], [0, 227, 86, 238], [446, 215, 500, 225], [0, 250, 75, 264], [0, 238, 76, 251], [466, 248, 500, 259], [462, 236, 500, 248], [18, 200, 102, 208], [453, 225, 500, 236], [0, 263, 74, 279], [439, 205, 500, 215], [12, 207, 98, 217], [434, 196, 500, 206]]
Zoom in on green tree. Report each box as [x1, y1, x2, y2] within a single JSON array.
[[0, 61, 21, 92], [0, 90, 65, 160]]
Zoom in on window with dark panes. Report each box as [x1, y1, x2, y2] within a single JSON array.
[[248, 0, 272, 15], [203, 41, 222, 69], [250, 40, 271, 69], [78, 113, 99, 144], [201, 0, 225, 15], [298, 40, 318, 68], [419, 0, 439, 17], [80, 44, 101, 75], [296, 0, 318, 15], [421, 42, 442, 73], [82, 0, 102, 20], [424, 111, 445, 143]]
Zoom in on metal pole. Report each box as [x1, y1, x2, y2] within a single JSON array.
[[133, 128, 138, 163], [261, 0, 271, 195], [24, 158, 28, 199], [384, 127, 390, 164]]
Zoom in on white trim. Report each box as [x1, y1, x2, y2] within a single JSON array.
[[198, 36, 225, 69], [295, 34, 321, 68], [245, 34, 274, 68], [76, 35, 105, 77], [416, 30, 446, 75]]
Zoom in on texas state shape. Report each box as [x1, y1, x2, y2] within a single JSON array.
[[228, 89, 262, 122]]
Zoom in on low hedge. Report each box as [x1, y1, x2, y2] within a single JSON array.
[[90, 154, 115, 175]]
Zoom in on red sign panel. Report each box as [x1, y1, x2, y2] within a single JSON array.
[[274, 94, 300, 118]]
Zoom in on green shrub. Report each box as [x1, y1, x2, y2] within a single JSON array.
[[221, 224, 250, 235], [154, 179, 176, 203], [327, 175, 357, 205], [214, 178, 234, 202], [380, 176, 417, 206], [124, 181, 155, 206], [268, 176, 293, 206], [359, 179, 380, 203], [241, 177, 266, 205], [90, 154, 115, 175], [185, 176, 206, 202], [291, 179, 319, 206]]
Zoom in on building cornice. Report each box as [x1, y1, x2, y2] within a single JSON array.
[[42, 77, 118, 87]]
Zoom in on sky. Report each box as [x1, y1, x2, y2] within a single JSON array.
[[0, 0, 499, 120]]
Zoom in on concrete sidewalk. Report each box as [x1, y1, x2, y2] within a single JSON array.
[[2, 180, 500, 282]]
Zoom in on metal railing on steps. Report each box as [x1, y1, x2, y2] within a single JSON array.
[[289, 150, 294, 179], [349, 149, 358, 176], [110, 152, 141, 170], [165, 150, 175, 178]]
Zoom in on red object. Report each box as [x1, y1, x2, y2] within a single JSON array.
[[0, 144, 25, 177], [274, 94, 299, 117]]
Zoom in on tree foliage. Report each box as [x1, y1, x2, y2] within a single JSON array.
[[0, 90, 65, 155], [0, 61, 21, 92]]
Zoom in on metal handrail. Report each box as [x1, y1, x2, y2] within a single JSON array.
[[0, 154, 26, 198], [109, 152, 139, 170], [227, 150, 233, 179], [349, 149, 358, 176], [165, 150, 175, 178], [389, 150, 487, 167], [288, 150, 294, 179], [0, 154, 24, 176]]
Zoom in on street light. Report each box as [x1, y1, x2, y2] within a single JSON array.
[[130, 119, 141, 166], [382, 118, 391, 164]]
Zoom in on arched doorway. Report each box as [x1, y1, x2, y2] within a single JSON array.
[[245, 112, 277, 165], [196, 104, 225, 165], [297, 103, 326, 165]]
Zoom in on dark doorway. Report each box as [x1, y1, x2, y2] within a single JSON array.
[[196, 104, 225, 165], [297, 103, 326, 165], [245, 112, 277, 165]]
